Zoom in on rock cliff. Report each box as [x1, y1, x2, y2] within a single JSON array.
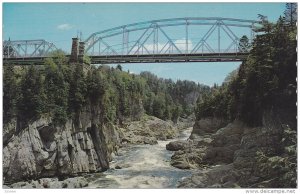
[[168, 111, 296, 188], [3, 110, 179, 187], [3, 110, 120, 184]]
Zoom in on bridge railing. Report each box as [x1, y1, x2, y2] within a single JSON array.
[[3, 39, 57, 58]]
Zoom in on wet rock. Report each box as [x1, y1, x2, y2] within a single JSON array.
[[171, 160, 190, 169], [190, 117, 228, 139], [62, 177, 88, 188], [166, 140, 188, 151], [143, 137, 158, 145], [7, 176, 89, 189], [178, 164, 239, 188], [120, 116, 177, 145], [115, 165, 122, 169]]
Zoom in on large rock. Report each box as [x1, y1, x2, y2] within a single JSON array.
[[166, 140, 188, 151], [3, 107, 121, 185], [176, 110, 295, 188], [178, 164, 240, 188], [8, 177, 89, 188], [190, 117, 227, 139], [120, 115, 177, 145]]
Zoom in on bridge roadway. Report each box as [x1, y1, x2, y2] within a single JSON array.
[[3, 52, 248, 65]]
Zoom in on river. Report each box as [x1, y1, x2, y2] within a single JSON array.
[[84, 128, 193, 188]]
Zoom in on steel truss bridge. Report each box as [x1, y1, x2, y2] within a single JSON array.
[[3, 17, 261, 65]]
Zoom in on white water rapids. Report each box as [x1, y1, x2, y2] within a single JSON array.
[[85, 128, 193, 188]]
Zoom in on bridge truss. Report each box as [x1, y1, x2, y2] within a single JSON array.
[[3, 39, 57, 58], [3, 17, 261, 65], [84, 17, 260, 63]]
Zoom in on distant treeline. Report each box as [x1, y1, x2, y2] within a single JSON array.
[[3, 54, 209, 127]]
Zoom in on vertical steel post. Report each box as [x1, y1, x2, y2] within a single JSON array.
[[126, 31, 129, 54], [156, 27, 158, 54], [218, 21, 220, 54], [153, 25, 156, 54], [99, 41, 101, 55], [186, 20, 188, 54], [92, 36, 95, 55], [122, 27, 125, 55], [25, 41, 28, 57]]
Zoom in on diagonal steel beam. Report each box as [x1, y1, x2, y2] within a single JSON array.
[[30, 42, 44, 57], [191, 22, 217, 53], [158, 26, 182, 54], [191, 22, 218, 53], [158, 41, 170, 54], [134, 28, 155, 54], [127, 25, 152, 54]]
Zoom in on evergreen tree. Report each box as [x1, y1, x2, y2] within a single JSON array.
[[3, 66, 17, 123], [17, 65, 45, 122], [284, 3, 297, 27], [44, 59, 69, 124], [238, 35, 251, 53]]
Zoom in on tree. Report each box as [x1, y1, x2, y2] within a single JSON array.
[[116, 64, 123, 71], [3, 66, 17, 123], [17, 66, 46, 122], [86, 67, 106, 105], [238, 35, 251, 53], [68, 63, 87, 114], [284, 3, 297, 27], [44, 59, 69, 125]]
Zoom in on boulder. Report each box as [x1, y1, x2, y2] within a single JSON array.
[[166, 140, 188, 151], [190, 117, 228, 139]]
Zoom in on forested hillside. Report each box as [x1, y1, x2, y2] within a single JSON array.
[[3, 55, 208, 131], [195, 8, 297, 128], [177, 3, 297, 188]]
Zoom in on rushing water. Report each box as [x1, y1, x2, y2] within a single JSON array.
[[85, 128, 193, 188]]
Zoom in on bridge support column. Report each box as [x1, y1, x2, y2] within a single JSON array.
[[78, 41, 85, 63], [70, 38, 79, 63]]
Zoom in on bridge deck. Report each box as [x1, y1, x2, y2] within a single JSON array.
[[3, 52, 248, 65]]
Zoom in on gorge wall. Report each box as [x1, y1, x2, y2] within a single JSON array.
[[3, 106, 121, 184]]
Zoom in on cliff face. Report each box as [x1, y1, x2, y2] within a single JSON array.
[[3, 107, 121, 184], [171, 110, 296, 188]]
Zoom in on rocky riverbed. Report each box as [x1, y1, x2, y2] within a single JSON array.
[[85, 128, 194, 188], [166, 113, 296, 188], [3, 115, 195, 188]]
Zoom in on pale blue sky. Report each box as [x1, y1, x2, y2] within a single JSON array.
[[3, 3, 286, 86]]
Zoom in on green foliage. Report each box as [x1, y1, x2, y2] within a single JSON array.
[[3, 66, 18, 123], [68, 63, 87, 114], [195, 8, 297, 127], [44, 59, 69, 125], [4, 54, 207, 127], [284, 3, 297, 27], [83, 55, 91, 64], [238, 35, 251, 53], [17, 65, 46, 122], [256, 125, 296, 187], [116, 64, 123, 71]]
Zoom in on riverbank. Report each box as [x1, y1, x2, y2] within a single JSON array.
[[3, 116, 195, 189], [86, 127, 193, 188]]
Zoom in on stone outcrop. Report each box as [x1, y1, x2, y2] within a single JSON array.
[[190, 117, 227, 139], [171, 111, 296, 188], [5, 177, 89, 189], [119, 115, 177, 145], [166, 140, 188, 151], [3, 110, 121, 184], [3, 112, 179, 186]]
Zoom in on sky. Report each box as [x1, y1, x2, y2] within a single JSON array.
[[3, 2, 286, 86]]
